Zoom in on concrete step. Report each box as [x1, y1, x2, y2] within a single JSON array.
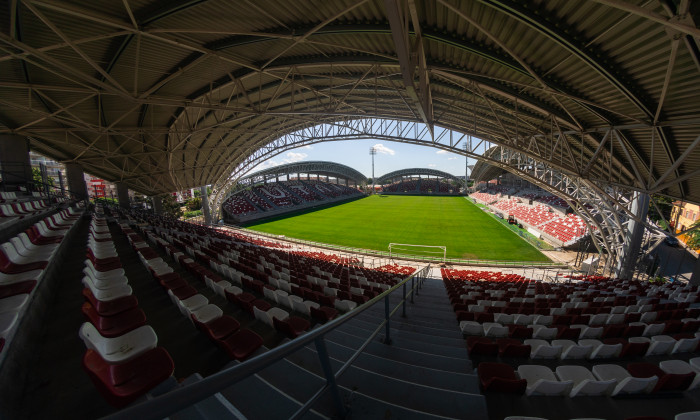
[[219, 363, 329, 420], [252, 346, 485, 419], [168, 374, 247, 420], [339, 315, 467, 348], [324, 328, 472, 372], [288, 342, 479, 394], [334, 323, 469, 359]]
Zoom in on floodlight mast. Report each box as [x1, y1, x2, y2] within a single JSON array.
[[464, 141, 470, 193], [370, 147, 377, 194]]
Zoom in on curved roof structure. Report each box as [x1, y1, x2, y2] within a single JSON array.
[[471, 146, 507, 183], [377, 168, 462, 184], [1, 0, 699, 208], [240, 161, 367, 184]]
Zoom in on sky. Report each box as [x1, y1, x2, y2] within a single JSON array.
[[249, 139, 474, 179]]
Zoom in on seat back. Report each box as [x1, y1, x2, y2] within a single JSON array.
[[292, 298, 310, 315], [607, 313, 625, 324], [528, 379, 573, 396], [0, 242, 23, 264], [644, 323, 665, 336], [591, 343, 622, 359], [263, 287, 277, 303], [253, 305, 271, 326], [673, 337, 699, 354], [612, 376, 657, 396], [79, 321, 107, 354]]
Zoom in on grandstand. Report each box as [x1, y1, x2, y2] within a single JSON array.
[[470, 183, 591, 246], [1, 1, 699, 420], [222, 161, 366, 223], [378, 168, 463, 195]]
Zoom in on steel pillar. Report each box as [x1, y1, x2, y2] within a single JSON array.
[[152, 196, 163, 214], [116, 182, 130, 209], [617, 192, 650, 279], [200, 186, 212, 225], [65, 163, 88, 201]]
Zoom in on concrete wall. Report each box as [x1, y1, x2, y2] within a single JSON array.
[[64, 163, 88, 200], [0, 135, 32, 189]]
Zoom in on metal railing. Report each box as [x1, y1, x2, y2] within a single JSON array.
[[102, 264, 432, 420]]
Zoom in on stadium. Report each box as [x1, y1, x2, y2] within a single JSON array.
[[0, 1, 699, 420]]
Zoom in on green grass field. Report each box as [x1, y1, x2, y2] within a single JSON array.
[[245, 195, 550, 262]]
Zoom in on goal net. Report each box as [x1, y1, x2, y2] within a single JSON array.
[[388, 243, 446, 262]]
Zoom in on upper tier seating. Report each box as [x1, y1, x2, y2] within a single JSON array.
[[223, 180, 363, 220]]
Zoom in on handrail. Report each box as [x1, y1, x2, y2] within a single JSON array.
[[102, 263, 432, 420]]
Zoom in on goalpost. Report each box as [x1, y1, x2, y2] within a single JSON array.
[[388, 243, 446, 262]]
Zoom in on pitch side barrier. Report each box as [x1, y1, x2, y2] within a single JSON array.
[[218, 224, 567, 268], [102, 264, 433, 420]]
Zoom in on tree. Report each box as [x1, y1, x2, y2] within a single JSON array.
[[648, 195, 673, 225], [186, 197, 202, 211], [192, 186, 212, 198], [684, 221, 700, 249], [32, 167, 54, 191], [161, 194, 183, 218]]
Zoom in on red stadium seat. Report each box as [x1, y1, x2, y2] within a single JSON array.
[[82, 303, 147, 338], [627, 362, 696, 392], [508, 326, 533, 339], [273, 316, 310, 339], [466, 337, 499, 356], [82, 288, 138, 317], [82, 347, 174, 408], [497, 339, 532, 358], [0, 280, 36, 299], [477, 362, 527, 394], [218, 329, 264, 361], [310, 305, 338, 323]]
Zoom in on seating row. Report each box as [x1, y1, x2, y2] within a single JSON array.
[[0, 206, 83, 353], [467, 334, 700, 360], [79, 213, 174, 407], [478, 358, 700, 396]]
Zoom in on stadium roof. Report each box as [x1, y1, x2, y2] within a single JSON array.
[[240, 160, 367, 184], [1, 1, 699, 205], [377, 167, 462, 184]]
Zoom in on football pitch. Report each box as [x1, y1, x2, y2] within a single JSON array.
[[244, 195, 550, 262]]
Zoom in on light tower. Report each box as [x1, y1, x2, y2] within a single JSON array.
[[464, 141, 470, 193], [370, 146, 377, 194]]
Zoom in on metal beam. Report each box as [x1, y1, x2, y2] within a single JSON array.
[[384, 0, 433, 136], [590, 0, 700, 38]]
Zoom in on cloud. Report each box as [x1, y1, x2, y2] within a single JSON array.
[[428, 164, 437, 167], [253, 159, 279, 170], [447, 157, 458, 160], [436, 150, 449, 154], [252, 151, 308, 171], [283, 152, 307, 163], [372, 143, 395, 156], [300, 145, 313, 150]]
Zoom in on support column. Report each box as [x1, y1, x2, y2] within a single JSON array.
[[200, 186, 212, 225], [116, 182, 130, 209], [617, 192, 650, 279], [64, 163, 88, 201], [152, 196, 163, 215], [0, 135, 32, 190]]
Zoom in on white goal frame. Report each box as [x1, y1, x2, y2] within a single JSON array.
[[388, 243, 446, 262]]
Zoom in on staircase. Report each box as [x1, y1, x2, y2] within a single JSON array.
[[302, 181, 330, 199], [252, 188, 277, 209], [278, 184, 304, 205], [215, 270, 488, 419]]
